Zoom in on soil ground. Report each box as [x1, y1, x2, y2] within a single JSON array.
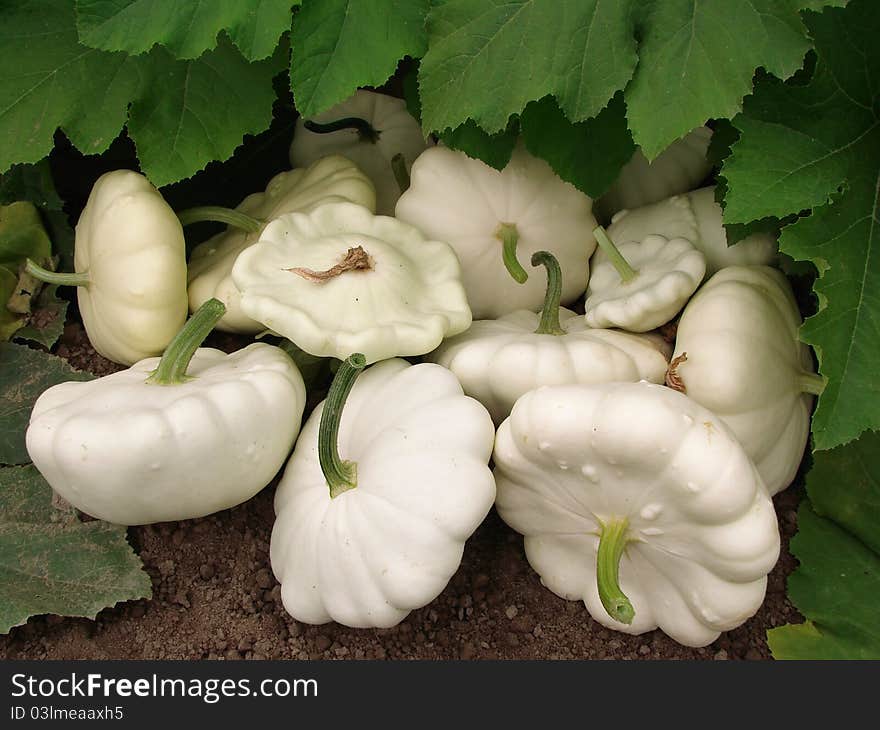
[[0, 323, 802, 661]]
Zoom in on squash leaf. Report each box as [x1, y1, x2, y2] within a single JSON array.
[[0, 465, 151, 634], [722, 0, 879, 451], [0, 343, 93, 465], [290, 0, 428, 118], [768, 430, 880, 658], [75, 0, 297, 61]]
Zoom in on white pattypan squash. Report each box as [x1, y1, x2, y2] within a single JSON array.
[[595, 126, 713, 221], [231, 202, 471, 363], [289, 89, 429, 215], [493, 381, 781, 648], [395, 144, 597, 320], [607, 186, 777, 277], [429, 251, 671, 424], [670, 265, 822, 494], [585, 229, 706, 332], [26, 300, 306, 525], [271, 356, 496, 628], [27, 170, 188, 365], [187, 155, 376, 333]]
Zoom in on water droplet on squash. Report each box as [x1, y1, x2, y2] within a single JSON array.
[[640, 503, 663, 520], [581, 464, 600, 483]]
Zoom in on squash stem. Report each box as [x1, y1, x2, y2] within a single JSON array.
[[146, 298, 226, 385], [496, 222, 528, 284], [304, 117, 380, 144], [177, 206, 263, 233], [391, 153, 410, 194], [800, 372, 826, 396], [596, 518, 635, 625], [319, 353, 367, 498], [593, 225, 637, 283], [25, 259, 89, 288], [532, 251, 565, 335]]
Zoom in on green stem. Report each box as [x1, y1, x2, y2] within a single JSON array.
[[800, 372, 826, 396], [496, 222, 528, 284], [596, 518, 635, 625], [593, 225, 637, 284], [25, 259, 89, 288], [391, 153, 410, 194], [304, 117, 380, 144], [177, 206, 263, 233], [146, 298, 226, 385], [531, 251, 565, 335], [319, 353, 367, 498]]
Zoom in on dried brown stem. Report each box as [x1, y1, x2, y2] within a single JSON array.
[[665, 352, 688, 393], [287, 246, 373, 283]]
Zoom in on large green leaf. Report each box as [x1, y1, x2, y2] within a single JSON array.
[[520, 93, 635, 199], [769, 431, 880, 659], [0, 465, 151, 634], [0, 342, 93, 465], [625, 1, 822, 159], [722, 0, 879, 450], [128, 39, 287, 187], [0, 1, 286, 187], [75, 0, 296, 60], [290, 0, 428, 118], [0, 0, 141, 170], [418, 0, 638, 136]]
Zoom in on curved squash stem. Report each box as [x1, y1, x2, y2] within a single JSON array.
[[177, 206, 264, 233], [593, 225, 637, 284], [496, 222, 528, 284], [800, 372, 825, 396], [304, 117, 380, 144], [25, 259, 89, 288], [532, 251, 565, 335], [319, 353, 367, 498], [147, 298, 226, 385], [596, 518, 635, 625]]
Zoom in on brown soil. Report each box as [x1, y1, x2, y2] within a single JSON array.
[[0, 323, 801, 661]]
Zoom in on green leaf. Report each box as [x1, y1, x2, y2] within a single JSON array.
[[0, 203, 54, 342], [808, 428, 880, 553], [0, 342, 93, 465], [624, 0, 819, 159], [520, 93, 635, 199], [0, 0, 141, 171], [0, 3, 286, 187], [128, 38, 287, 188], [769, 431, 880, 658], [440, 118, 519, 170], [723, 0, 879, 450], [418, 0, 638, 136], [14, 286, 68, 350], [0, 465, 151, 634], [75, 0, 296, 61], [0, 161, 64, 211], [0, 160, 74, 269], [291, 0, 428, 118]]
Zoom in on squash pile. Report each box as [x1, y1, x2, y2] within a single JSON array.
[[24, 89, 820, 648]]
